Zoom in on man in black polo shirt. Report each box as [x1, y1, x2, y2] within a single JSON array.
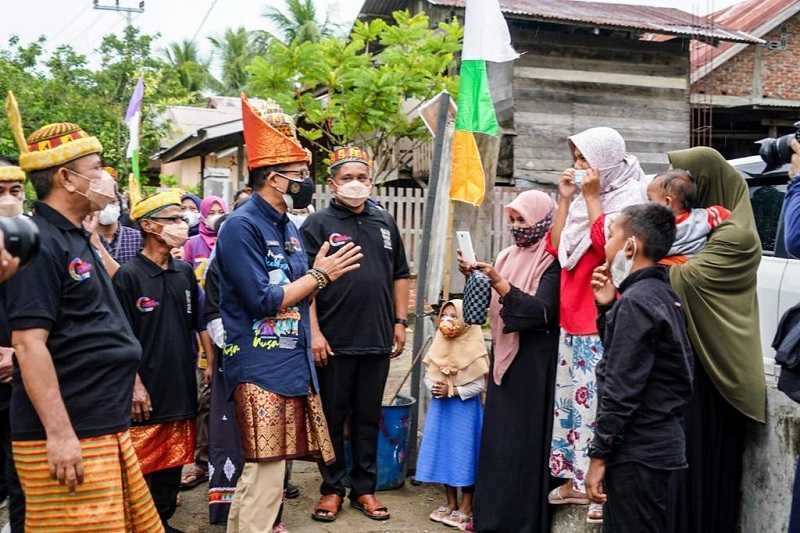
[[113, 191, 199, 533], [1, 95, 161, 531], [303, 146, 410, 522]]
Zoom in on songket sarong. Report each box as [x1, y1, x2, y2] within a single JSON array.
[[129, 420, 196, 476], [13, 431, 163, 533], [233, 383, 334, 464]]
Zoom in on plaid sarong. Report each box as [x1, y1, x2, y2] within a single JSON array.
[[13, 431, 163, 532]]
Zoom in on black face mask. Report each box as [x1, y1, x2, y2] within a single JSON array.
[[279, 176, 314, 210]]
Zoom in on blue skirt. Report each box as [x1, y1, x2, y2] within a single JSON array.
[[415, 395, 483, 487]]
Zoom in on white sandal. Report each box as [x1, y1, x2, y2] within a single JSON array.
[[430, 506, 453, 523], [548, 486, 590, 505], [586, 503, 604, 524]]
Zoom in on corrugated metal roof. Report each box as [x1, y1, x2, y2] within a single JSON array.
[[363, 0, 761, 43], [692, 0, 800, 73]]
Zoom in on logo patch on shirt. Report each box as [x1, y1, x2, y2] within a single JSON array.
[[328, 233, 352, 247], [251, 309, 301, 350], [136, 297, 159, 313], [68, 257, 92, 282], [380, 228, 392, 250]]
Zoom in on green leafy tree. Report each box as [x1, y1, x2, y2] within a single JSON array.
[[163, 39, 215, 93], [248, 11, 462, 182], [208, 27, 260, 96], [0, 27, 195, 186], [263, 0, 339, 44]]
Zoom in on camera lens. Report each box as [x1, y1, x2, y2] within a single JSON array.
[[0, 216, 40, 267]]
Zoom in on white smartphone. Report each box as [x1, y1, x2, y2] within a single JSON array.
[[456, 231, 477, 264]]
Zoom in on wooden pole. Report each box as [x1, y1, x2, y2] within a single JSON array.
[[441, 200, 456, 298], [407, 92, 451, 468]]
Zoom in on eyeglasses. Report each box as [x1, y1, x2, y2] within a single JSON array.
[[150, 215, 187, 223], [274, 170, 311, 181]]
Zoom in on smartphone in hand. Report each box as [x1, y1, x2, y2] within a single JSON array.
[[456, 231, 476, 264]]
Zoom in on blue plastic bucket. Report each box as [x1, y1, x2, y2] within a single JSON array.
[[377, 395, 416, 491]]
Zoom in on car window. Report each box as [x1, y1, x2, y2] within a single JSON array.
[[750, 185, 787, 254]]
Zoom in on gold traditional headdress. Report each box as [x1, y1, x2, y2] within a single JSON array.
[[0, 166, 25, 182], [5, 91, 103, 172], [131, 190, 183, 221]]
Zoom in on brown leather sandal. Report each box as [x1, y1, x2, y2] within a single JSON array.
[[311, 494, 343, 523], [351, 494, 390, 521]]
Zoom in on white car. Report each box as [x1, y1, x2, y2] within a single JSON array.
[[733, 155, 794, 379]]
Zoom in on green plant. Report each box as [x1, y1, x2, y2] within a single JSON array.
[[248, 11, 462, 182]]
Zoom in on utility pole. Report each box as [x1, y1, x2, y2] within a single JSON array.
[[93, 0, 145, 26]]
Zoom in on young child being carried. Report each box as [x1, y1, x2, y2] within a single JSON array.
[[647, 170, 730, 264], [586, 203, 694, 533], [416, 300, 490, 530]]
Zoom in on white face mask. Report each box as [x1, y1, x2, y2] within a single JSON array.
[[205, 214, 222, 231], [610, 237, 637, 288], [98, 203, 121, 226], [183, 210, 200, 227], [335, 180, 371, 208], [0, 195, 23, 218]]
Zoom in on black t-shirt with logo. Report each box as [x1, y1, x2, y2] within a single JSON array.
[[2, 202, 142, 441], [301, 201, 410, 355], [113, 254, 200, 424]]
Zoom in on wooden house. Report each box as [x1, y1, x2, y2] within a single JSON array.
[[692, 0, 800, 159], [361, 0, 760, 186]]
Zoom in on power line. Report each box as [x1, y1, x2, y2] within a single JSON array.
[[191, 0, 220, 44], [62, 11, 105, 49], [51, 4, 93, 44]]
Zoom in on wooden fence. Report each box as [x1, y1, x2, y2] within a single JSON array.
[[312, 186, 545, 272]]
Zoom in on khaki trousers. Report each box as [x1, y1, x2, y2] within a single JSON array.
[[227, 459, 286, 533]]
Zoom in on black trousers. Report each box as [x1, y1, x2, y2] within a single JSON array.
[[604, 463, 677, 533], [317, 354, 391, 499], [146, 466, 183, 524], [0, 409, 24, 532]]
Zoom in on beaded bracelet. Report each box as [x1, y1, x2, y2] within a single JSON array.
[[307, 268, 329, 290]]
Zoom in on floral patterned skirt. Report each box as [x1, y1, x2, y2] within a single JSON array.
[[549, 332, 604, 492]]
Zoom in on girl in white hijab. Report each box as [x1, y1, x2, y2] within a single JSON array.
[[547, 127, 646, 524]]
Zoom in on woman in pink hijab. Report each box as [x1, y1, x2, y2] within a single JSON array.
[[183, 195, 228, 277], [460, 190, 561, 533]]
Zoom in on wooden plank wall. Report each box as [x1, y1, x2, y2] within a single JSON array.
[[311, 185, 542, 272], [509, 23, 691, 185]]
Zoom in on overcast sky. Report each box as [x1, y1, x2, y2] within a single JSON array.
[[2, 0, 745, 69]]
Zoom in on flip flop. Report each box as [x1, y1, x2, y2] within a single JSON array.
[[548, 486, 590, 505], [180, 464, 207, 491]]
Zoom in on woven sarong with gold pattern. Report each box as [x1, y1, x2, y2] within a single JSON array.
[[129, 419, 196, 475], [13, 431, 163, 532], [234, 383, 334, 464]]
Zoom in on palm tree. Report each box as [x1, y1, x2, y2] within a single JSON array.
[[262, 0, 339, 44], [163, 39, 214, 93], [208, 27, 259, 96]]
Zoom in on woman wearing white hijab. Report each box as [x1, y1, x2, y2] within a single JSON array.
[[546, 127, 646, 524]]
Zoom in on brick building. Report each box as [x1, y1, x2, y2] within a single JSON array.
[[692, 0, 800, 158]]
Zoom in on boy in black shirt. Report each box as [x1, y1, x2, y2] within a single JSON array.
[[586, 203, 694, 532]]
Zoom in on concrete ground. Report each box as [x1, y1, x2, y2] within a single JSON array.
[[171, 464, 445, 533], [171, 342, 451, 533]]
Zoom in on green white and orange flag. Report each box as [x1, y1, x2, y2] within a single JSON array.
[[450, 0, 518, 206]]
